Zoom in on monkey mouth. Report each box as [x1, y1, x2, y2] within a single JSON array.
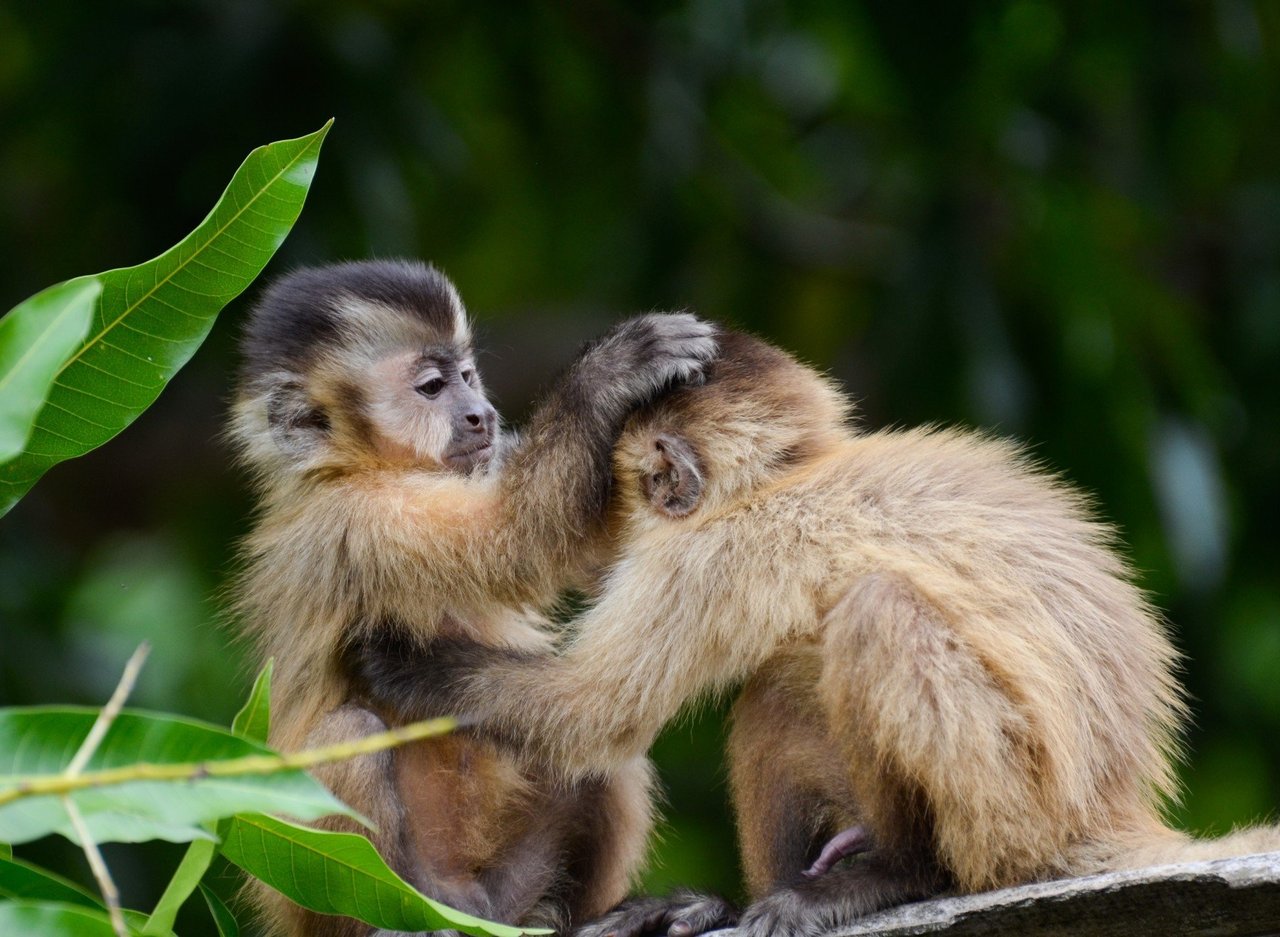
[[444, 440, 493, 471]]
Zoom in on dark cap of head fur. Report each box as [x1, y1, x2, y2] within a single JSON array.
[[646, 327, 851, 469], [668, 330, 815, 413], [238, 259, 463, 386]]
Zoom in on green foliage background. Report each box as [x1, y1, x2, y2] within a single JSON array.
[[1, 2, 1277, 932]]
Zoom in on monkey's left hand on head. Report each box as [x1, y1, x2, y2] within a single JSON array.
[[559, 313, 718, 428]]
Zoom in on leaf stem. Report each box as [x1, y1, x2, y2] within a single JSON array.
[[65, 642, 151, 778], [58, 644, 152, 937], [0, 716, 457, 807], [65, 797, 128, 937]]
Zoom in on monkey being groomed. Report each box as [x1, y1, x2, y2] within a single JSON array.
[[346, 328, 1280, 937], [227, 258, 718, 936]]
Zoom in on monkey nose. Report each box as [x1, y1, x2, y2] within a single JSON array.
[[463, 404, 497, 434]]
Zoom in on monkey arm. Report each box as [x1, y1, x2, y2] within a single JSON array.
[[345, 600, 688, 775], [338, 316, 717, 616], [347, 543, 803, 778], [348, 316, 717, 612], [484, 315, 716, 591], [342, 629, 540, 729]]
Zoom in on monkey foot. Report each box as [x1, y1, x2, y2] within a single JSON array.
[[574, 891, 739, 937], [740, 858, 944, 937], [802, 825, 870, 878]]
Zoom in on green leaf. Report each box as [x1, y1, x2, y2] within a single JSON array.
[[0, 856, 100, 907], [0, 278, 99, 463], [221, 813, 549, 937], [232, 659, 273, 744], [143, 658, 275, 935], [0, 707, 356, 846], [0, 120, 332, 516], [0, 842, 9, 860], [0, 900, 169, 936], [0, 901, 120, 937], [199, 883, 241, 937], [140, 838, 217, 935]]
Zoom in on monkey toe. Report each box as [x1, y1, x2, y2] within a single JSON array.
[[662, 894, 738, 936], [740, 859, 945, 937], [737, 889, 834, 937]]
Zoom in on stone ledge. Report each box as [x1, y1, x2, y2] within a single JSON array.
[[718, 851, 1280, 937]]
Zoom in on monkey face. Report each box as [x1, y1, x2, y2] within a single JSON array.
[[368, 347, 498, 473]]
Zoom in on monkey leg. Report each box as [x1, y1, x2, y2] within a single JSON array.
[[819, 571, 1055, 898], [474, 812, 568, 931], [571, 760, 737, 937], [252, 704, 413, 937], [470, 770, 635, 932], [558, 758, 657, 924], [728, 660, 862, 898]]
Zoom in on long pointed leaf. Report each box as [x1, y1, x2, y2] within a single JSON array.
[[0, 707, 356, 846], [232, 660, 273, 744], [0, 120, 331, 516], [0, 856, 101, 907], [221, 813, 549, 937], [0, 901, 172, 937], [140, 838, 217, 935], [0, 901, 121, 937], [0, 278, 99, 463], [200, 883, 241, 937]]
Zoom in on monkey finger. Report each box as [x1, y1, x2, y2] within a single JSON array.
[[575, 893, 737, 937], [663, 894, 740, 937], [573, 897, 664, 937]]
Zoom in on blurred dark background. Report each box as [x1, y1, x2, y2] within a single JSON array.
[[2, 1, 1278, 932]]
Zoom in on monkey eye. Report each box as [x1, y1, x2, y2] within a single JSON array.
[[460, 368, 476, 386], [416, 377, 446, 398]]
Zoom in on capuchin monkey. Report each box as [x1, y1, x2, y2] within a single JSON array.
[[345, 328, 1280, 937], [227, 258, 717, 936]]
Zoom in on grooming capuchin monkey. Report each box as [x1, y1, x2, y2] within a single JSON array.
[[346, 329, 1280, 937], [228, 259, 718, 937]]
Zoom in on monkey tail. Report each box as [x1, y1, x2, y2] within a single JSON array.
[[1073, 823, 1280, 874]]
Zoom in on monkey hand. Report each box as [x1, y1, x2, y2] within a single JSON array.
[[341, 630, 534, 727], [572, 313, 718, 422], [574, 891, 739, 937]]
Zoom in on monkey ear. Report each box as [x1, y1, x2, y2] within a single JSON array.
[[640, 433, 704, 518], [266, 381, 330, 458]]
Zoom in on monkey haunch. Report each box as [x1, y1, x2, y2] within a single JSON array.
[[228, 259, 716, 936], [348, 330, 1280, 937]]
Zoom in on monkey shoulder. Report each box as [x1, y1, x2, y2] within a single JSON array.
[[831, 428, 1083, 524]]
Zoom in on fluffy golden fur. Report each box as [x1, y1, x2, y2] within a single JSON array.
[[229, 260, 718, 936], [349, 329, 1280, 936]]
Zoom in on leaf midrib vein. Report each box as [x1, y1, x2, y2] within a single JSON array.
[[51, 143, 313, 382]]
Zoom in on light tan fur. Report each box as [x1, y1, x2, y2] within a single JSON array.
[[233, 445, 654, 936], [442, 331, 1280, 910], [225, 263, 727, 935]]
